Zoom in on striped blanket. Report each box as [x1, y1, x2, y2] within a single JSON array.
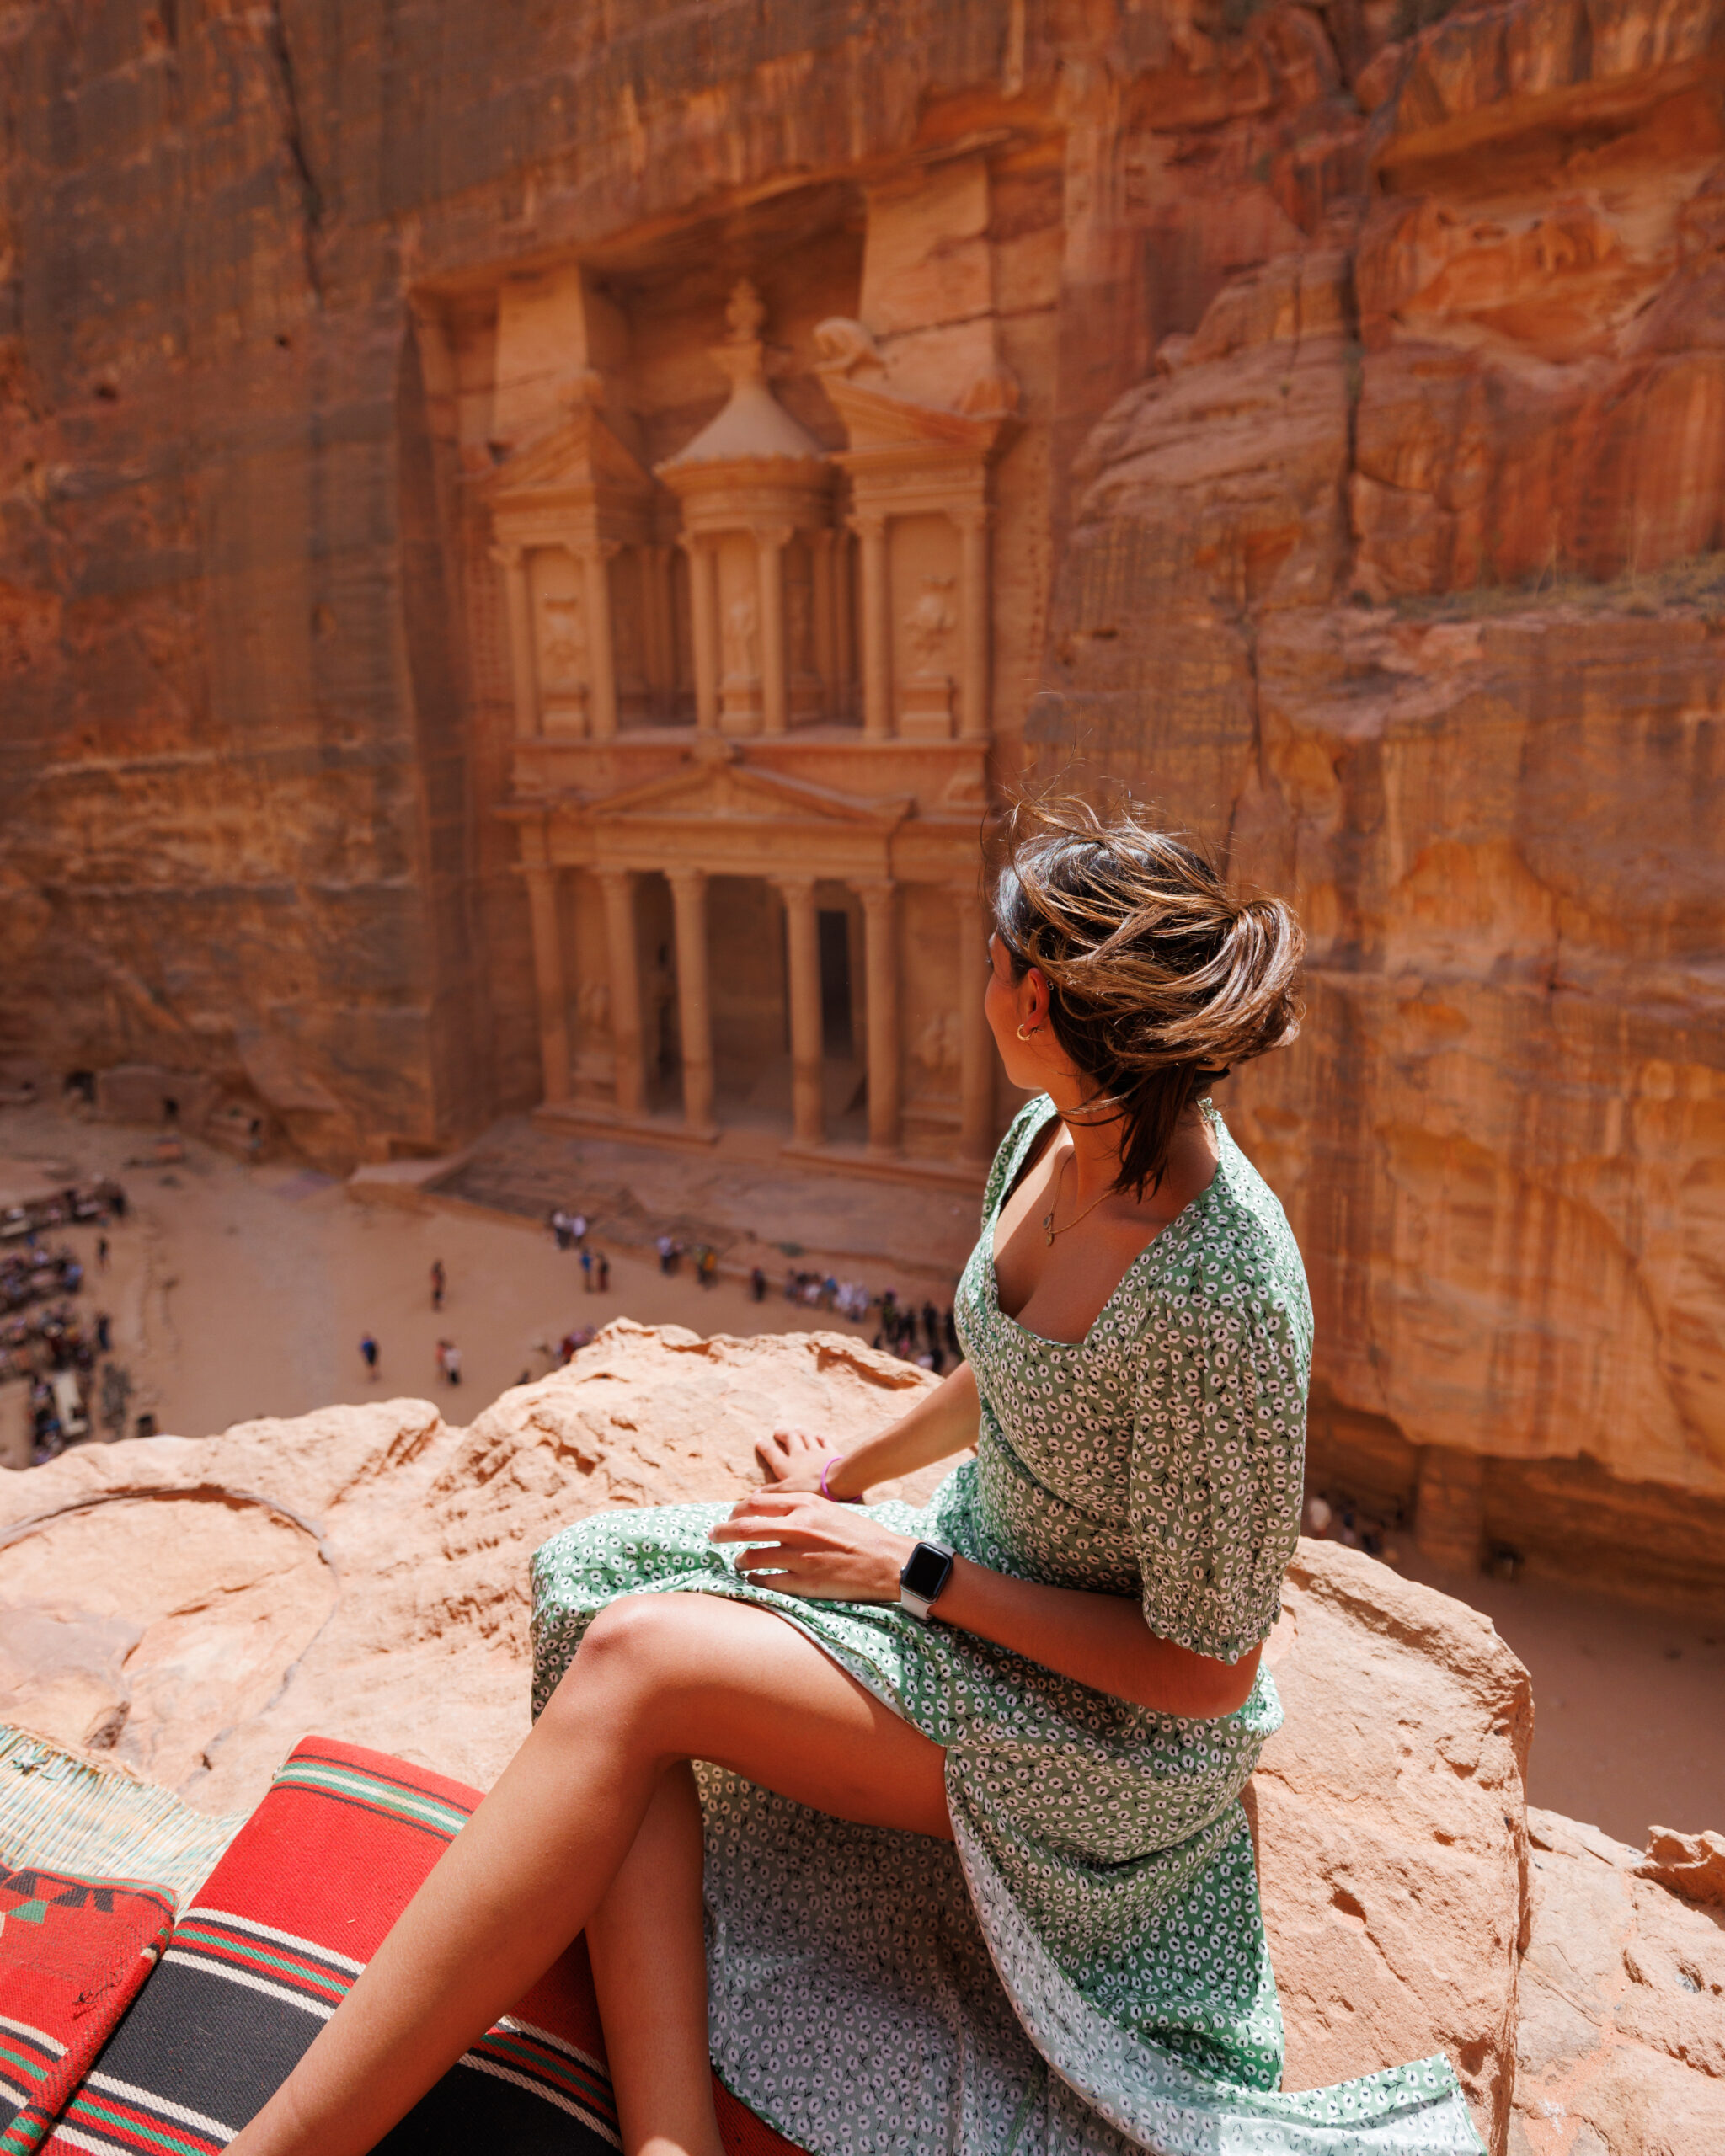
[[43, 1737, 807, 2155]]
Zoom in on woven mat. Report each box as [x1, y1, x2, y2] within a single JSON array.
[[0, 1729, 241, 1913]]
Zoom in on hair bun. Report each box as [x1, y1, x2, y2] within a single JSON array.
[[990, 797, 1304, 1193]]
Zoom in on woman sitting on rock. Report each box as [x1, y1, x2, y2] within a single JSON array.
[[232, 801, 1483, 2156]]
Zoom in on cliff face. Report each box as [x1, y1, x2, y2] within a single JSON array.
[[1030, 0, 1725, 1577], [3, 1, 1723, 1561], [0, 0, 1069, 1161]]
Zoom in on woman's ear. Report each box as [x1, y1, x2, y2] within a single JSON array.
[[1020, 965, 1051, 1032]]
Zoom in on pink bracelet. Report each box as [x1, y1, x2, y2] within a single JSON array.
[[820, 1455, 861, 1503]]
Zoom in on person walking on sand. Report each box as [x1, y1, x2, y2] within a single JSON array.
[[359, 1333, 378, 1381], [430, 1259, 446, 1312], [444, 1342, 462, 1388], [435, 1339, 449, 1384], [579, 1246, 593, 1294], [227, 798, 1483, 2156], [595, 1251, 610, 1294], [96, 1234, 109, 1271]]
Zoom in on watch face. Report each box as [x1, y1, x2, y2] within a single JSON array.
[[901, 1540, 952, 1601]]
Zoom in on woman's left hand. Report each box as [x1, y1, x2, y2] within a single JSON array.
[[708, 1489, 913, 1602]]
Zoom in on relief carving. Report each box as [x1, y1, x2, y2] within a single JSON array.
[[723, 590, 759, 682], [539, 589, 586, 686], [904, 576, 956, 673]]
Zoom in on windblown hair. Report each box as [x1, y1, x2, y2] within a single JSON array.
[[989, 797, 1304, 1197]]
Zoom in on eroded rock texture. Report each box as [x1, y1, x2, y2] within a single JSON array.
[[1, 1326, 1719, 2153], [1031, 0, 1725, 1593]]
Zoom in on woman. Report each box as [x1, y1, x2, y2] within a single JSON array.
[[231, 803, 1482, 2156]]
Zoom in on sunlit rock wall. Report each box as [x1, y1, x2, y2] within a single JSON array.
[[1030, 0, 1725, 1588]]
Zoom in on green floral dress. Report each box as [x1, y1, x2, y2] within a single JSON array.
[[531, 1098, 1486, 2155]]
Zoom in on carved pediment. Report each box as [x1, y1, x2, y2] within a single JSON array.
[[814, 316, 1019, 458], [573, 755, 911, 831], [490, 402, 655, 509]]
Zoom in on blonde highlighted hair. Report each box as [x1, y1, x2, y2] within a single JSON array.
[[989, 796, 1304, 1195]]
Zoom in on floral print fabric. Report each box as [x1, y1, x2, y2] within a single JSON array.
[[531, 1097, 1486, 2155]]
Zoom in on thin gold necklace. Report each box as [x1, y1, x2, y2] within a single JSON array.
[[1041, 1152, 1114, 1246]]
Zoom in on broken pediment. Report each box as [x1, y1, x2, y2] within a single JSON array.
[[489, 392, 658, 522], [814, 316, 1019, 458]]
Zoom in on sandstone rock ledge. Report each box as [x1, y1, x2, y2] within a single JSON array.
[[1, 1322, 1720, 2154]]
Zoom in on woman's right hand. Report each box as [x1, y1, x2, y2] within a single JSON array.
[[754, 1425, 841, 1494]]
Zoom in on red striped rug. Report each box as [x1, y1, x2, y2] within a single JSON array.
[[42, 1737, 806, 2154], [1, 1863, 174, 2155]]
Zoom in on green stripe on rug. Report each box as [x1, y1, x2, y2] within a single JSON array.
[[0, 1727, 243, 1911], [272, 1761, 468, 1839]]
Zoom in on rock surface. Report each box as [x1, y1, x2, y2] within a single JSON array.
[[2, 1323, 1721, 2150], [1514, 1807, 1725, 2153], [1028, 0, 1725, 1597], [0, 1321, 942, 1805]]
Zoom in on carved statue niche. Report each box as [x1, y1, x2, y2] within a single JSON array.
[[900, 572, 957, 739], [530, 552, 590, 736]]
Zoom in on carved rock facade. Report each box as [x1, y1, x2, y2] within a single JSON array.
[[3, 2, 1723, 1567]]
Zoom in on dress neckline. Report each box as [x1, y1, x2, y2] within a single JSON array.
[[986, 1095, 1227, 1351]]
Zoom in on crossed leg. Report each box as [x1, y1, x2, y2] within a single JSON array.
[[226, 1593, 952, 2156]]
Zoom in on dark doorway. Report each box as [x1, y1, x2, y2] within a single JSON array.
[[819, 910, 853, 1055]]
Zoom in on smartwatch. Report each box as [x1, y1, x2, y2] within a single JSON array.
[[899, 1538, 955, 1620]]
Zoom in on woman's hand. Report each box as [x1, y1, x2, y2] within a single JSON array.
[[709, 1489, 912, 1602], [752, 1425, 839, 1494]]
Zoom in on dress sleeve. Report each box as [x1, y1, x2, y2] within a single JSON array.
[[1128, 1244, 1307, 1665]]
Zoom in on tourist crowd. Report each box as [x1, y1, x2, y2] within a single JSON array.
[[0, 1181, 133, 1461]]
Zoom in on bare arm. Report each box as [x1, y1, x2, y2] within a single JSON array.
[[709, 1489, 1261, 1719], [756, 1359, 981, 1494], [831, 1360, 981, 1493], [932, 1552, 1260, 1717]]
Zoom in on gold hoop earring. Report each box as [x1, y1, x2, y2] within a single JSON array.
[[1016, 1022, 1039, 1042]]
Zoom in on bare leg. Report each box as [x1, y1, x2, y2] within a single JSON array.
[[587, 1761, 721, 2156], [227, 1595, 950, 2156]]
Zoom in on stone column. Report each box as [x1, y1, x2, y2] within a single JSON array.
[[492, 544, 537, 739], [852, 878, 900, 1151], [852, 512, 892, 742], [832, 527, 854, 715], [667, 867, 716, 1137], [956, 883, 995, 1161], [809, 529, 836, 710], [682, 536, 719, 733], [522, 863, 569, 1105], [578, 541, 619, 741], [776, 876, 824, 1146], [954, 505, 992, 741], [598, 867, 646, 1118], [756, 525, 791, 736]]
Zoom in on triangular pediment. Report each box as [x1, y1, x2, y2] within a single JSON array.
[[823, 374, 1008, 456], [490, 404, 654, 502], [574, 755, 911, 830]]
